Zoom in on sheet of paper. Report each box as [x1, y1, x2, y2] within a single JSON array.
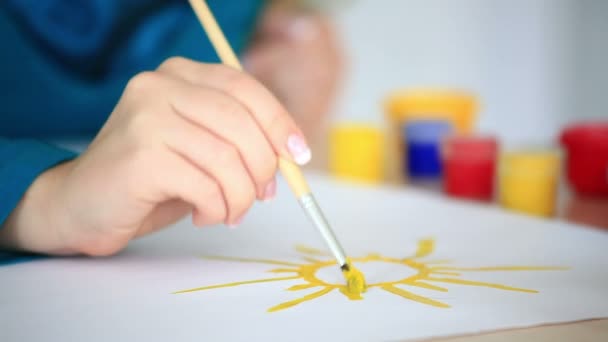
[[1, 174, 607, 341]]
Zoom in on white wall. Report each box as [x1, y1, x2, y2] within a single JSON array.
[[331, 0, 604, 147], [571, 0, 608, 122]]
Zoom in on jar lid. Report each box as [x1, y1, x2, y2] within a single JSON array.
[[443, 135, 498, 160], [501, 150, 560, 176], [384, 89, 477, 134], [561, 122, 608, 147], [403, 120, 453, 143]]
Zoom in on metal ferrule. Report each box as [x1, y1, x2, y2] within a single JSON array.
[[298, 194, 347, 267]]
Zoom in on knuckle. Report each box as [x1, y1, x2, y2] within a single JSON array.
[[232, 187, 255, 218], [204, 182, 222, 202], [125, 71, 162, 94], [256, 153, 278, 185], [222, 68, 254, 95], [215, 96, 245, 120], [203, 184, 227, 221], [214, 143, 240, 167], [158, 56, 189, 71], [267, 108, 289, 136]]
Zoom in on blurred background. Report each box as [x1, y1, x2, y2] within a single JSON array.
[[330, 0, 606, 146], [316, 0, 607, 228]]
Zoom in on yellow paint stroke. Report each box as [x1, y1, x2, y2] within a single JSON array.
[[413, 239, 435, 258], [426, 277, 538, 293], [295, 244, 328, 256], [431, 271, 462, 276], [423, 259, 452, 265], [268, 287, 334, 312], [409, 282, 448, 292], [269, 268, 300, 274], [173, 276, 300, 294], [302, 256, 323, 264], [381, 284, 451, 308], [175, 239, 566, 312], [288, 283, 319, 291]]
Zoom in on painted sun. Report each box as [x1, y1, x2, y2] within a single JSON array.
[[174, 239, 566, 312]]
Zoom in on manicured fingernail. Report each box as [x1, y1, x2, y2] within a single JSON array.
[[228, 215, 244, 229], [263, 179, 277, 201], [288, 16, 319, 41], [287, 134, 312, 165]]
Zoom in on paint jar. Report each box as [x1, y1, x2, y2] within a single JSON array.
[[499, 151, 560, 217], [560, 122, 608, 197], [384, 89, 477, 183], [403, 120, 453, 179], [442, 136, 498, 201], [565, 195, 608, 230], [329, 123, 384, 183]]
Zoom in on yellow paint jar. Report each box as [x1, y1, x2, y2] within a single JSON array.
[[499, 151, 560, 217], [383, 89, 478, 183], [329, 123, 384, 183], [385, 89, 478, 133]]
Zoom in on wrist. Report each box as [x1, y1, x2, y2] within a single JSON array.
[[0, 160, 78, 255]]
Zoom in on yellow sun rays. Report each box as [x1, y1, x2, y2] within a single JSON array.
[[174, 239, 566, 312]]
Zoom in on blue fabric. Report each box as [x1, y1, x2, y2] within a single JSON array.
[[0, 0, 264, 137], [0, 252, 45, 266], [0, 0, 264, 263], [0, 138, 76, 225], [0, 138, 76, 263]]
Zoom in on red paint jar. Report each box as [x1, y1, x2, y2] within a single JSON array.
[[560, 122, 608, 196], [442, 136, 498, 201]]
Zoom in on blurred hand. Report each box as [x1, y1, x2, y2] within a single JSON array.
[[244, 5, 343, 138], [0, 57, 310, 256]]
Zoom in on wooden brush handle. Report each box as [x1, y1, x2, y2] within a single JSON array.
[[188, 0, 311, 198]]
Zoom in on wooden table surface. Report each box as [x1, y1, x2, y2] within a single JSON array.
[[432, 319, 608, 342]]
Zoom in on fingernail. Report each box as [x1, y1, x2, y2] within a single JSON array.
[[288, 16, 319, 42], [287, 134, 312, 165], [228, 215, 244, 229], [263, 178, 277, 201]]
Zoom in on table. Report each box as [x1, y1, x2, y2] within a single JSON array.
[[309, 133, 608, 341]]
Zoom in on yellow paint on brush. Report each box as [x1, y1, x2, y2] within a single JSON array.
[[342, 261, 367, 299], [175, 239, 566, 312]]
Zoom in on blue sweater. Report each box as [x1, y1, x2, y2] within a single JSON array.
[[0, 0, 264, 262]]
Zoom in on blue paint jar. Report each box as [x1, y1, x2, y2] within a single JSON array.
[[403, 120, 453, 179]]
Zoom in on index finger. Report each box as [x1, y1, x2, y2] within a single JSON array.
[[157, 58, 311, 165]]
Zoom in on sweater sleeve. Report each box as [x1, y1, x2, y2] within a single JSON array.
[[0, 137, 76, 264]]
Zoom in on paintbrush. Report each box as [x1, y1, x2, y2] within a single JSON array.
[[187, 0, 366, 294]]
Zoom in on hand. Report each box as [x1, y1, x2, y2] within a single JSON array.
[[244, 5, 343, 138], [0, 57, 310, 256]]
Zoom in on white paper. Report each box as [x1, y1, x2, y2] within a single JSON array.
[[1, 174, 607, 342]]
